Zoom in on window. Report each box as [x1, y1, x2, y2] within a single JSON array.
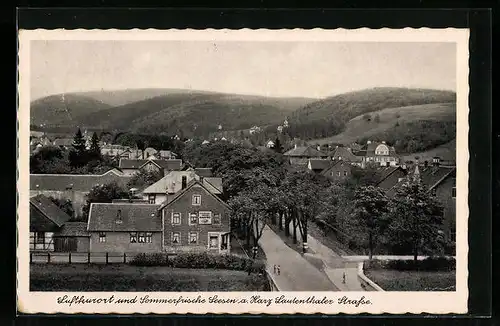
[[146, 232, 152, 243], [452, 187, 456, 198], [189, 213, 198, 225], [172, 212, 181, 225], [192, 194, 201, 206], [198, 211, 213, 224], [138, 232, 146, 243], [130, 232, 137, 243], [99, 232, 106, 243], [343, 171, 348, 176], [171, 232, 180, 244], [330, 172, 334, 176], [35, 232, 45, 244], [337, 171, 341, 176], [208, 234, 219, 249], [431, 188, 437, 196], [148, 194, 156, 204], [213, 213, 221, 225], [189, 232, 198, 244]]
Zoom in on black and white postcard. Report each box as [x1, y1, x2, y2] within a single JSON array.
[[17, 28, 469, 314]]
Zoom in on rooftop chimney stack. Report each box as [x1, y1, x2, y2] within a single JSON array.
[[181, 176, 187, 190], [294, 144, 297, 149]]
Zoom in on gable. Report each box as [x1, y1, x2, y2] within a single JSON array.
[[30, 204, 61, 232], [162, 183, 228, 214]]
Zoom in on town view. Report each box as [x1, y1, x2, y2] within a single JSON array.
[[28, 40, 457, 292]]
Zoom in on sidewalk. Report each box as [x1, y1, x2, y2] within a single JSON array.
[[258, 226, 339, 291], [306, 234, 365, 291]]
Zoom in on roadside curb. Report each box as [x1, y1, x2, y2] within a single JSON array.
[[357, 262, 385, 291]]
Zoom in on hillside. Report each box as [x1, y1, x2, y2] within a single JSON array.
[[77, 88, 216, 107], [311, 102, 456, 145], [401, 139, 456, 163], [32, 90, 314, 136], [292, 87, 456, 123], [30, 94, 112, 126]]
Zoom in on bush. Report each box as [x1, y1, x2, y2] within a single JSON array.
[[366, 257, 456, 272], [129, 252, 266, 274]]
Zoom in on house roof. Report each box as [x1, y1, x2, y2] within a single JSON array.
[[112, 199, 149, 203], [283, 146, 328, 157], [362, 142, 398, 157], [144, 147, 157, 153], [308, 159, 333, 171], [158, 179, 228, 211], [53, 138, 74, 147], [30, 194, 71, 227], [119, 159, 183, 171], [376, 166, 405, 185], [328, 147, 362, 162], [194, 168, 213, 177], [30, 170, 132, 192], [54, 222, 90, 237], [158, 150, 177, 157], [320, 160, 351, 176], [142, 170, 222, 195], [419, 166, 456, 191], [87, 203, 162, 232]]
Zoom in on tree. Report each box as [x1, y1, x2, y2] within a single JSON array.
[[351, 185, 390, 260], [88, 132, 101, 161], [386, 179, 445, 261], [126, 169, 164, 191], [273, 137, 284, 154], [81, 182, 129, 220], [69, 128, 88, 167], [49, 196, 75, 219]]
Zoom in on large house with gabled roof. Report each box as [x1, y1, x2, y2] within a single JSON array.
[[87, 178, 230, 254]]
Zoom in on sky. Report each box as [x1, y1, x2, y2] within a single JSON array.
[[30, 40, 456, 100]]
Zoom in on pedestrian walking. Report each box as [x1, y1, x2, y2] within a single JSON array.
[[277, 265, 281, 275]]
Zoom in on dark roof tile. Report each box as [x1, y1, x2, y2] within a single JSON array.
[[30, 170, 132, 192], [30, 194, 71, 227], [88, 203, 162, 232]]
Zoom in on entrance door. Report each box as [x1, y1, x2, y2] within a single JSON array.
[[208, 233, 219, 251], [54, 237, 78, 252]]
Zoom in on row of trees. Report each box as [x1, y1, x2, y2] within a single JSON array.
[[183, 142, 449, 261]]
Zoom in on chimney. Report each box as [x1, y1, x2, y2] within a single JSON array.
[[181, 176, 187, 190], [294, 144, 297, 149]]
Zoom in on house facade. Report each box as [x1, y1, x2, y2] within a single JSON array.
[[159, 180, 231, 254], [30, 169, 133, 216], [86, 179, 230, 254], [320, 160, 353, 182], [87, 203, 163, 253], [358, 141, 400, 167]]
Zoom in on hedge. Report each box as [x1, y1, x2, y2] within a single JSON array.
[[365, 256, 455, 272], [130, 252, 266, 274]]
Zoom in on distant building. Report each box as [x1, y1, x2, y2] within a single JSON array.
[[328, 146, 362, 165], [30, 169, 133, 217], [266, 140, 275, 148], [277, 126, 284, 133], [118, 158, 184, 176], [52, 138, 73, 150], [202, 140, 210, 145], [357, 141, 400, 167], [249, 126, 261, 135], [141, 170, 223, 205], [283, 145, 328, 165], [320, 160, 353, 182]]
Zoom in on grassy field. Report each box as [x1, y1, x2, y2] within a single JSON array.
[[364, 268, 456, 291], [30, 264, 270, 292], [310, 102, 455, 146]]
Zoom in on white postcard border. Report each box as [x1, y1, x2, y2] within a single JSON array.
[[17, 28, 469, 315]]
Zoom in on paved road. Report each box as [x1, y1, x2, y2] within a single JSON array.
[[258, 226, 339, 291]]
